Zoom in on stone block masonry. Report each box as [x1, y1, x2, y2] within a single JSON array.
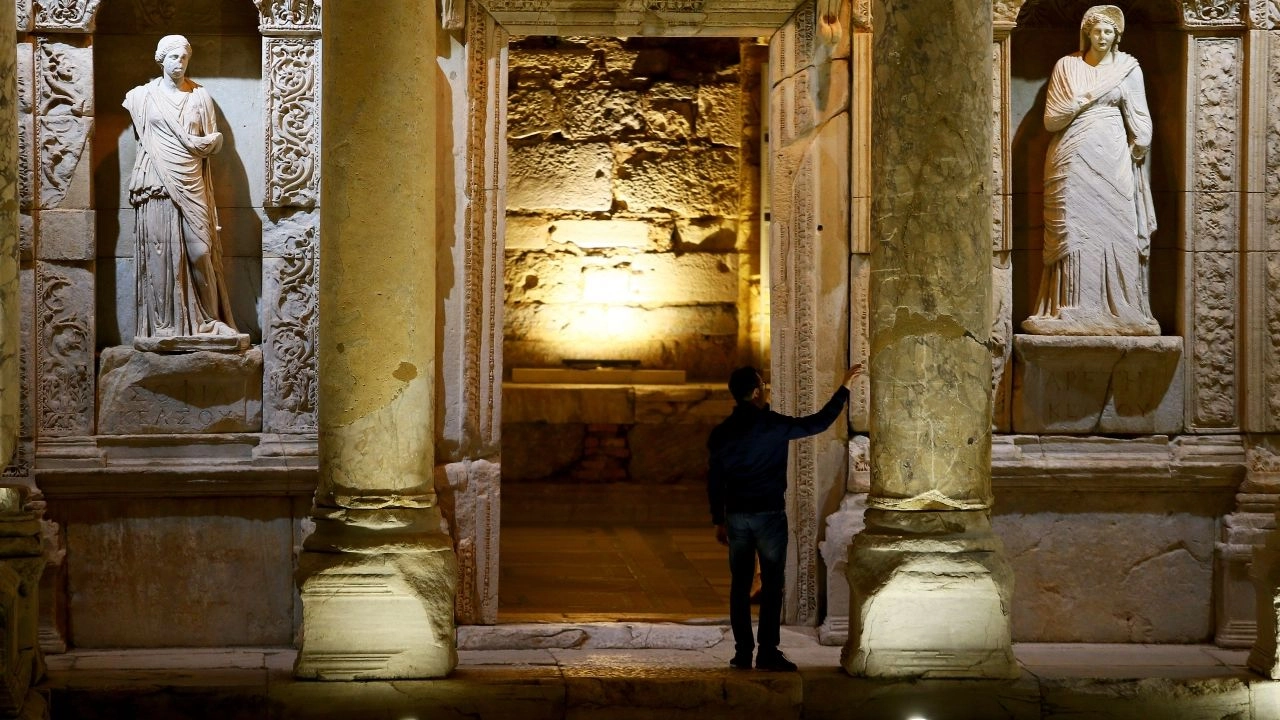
[[505, 36, 758, 381]]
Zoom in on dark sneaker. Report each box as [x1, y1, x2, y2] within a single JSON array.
[[729, 652, 753, 670], [755, 650, 797, 672]]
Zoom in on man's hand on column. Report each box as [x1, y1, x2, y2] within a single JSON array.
[[841, 363, 865, 390]]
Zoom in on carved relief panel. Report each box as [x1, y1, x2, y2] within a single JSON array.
[[436, 1, 508, 625], [35, 263, 92, 437], [264, 37, 319, 209], [259, 0, 323, 436], [1241, 24, 1280, 431], [28, 33, 94, 439], [262, 212, 318, 433], [1264, 32, 1280, 429], [768, 0, 853, 626], [1186, 36, 1242, 431], [1249, 0, 1280, 27]]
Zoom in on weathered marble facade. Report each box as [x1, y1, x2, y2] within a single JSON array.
[[0, 0, 1276, 684], [6, 0, 322, 652]]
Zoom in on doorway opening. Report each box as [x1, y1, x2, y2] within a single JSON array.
[[498, 35, 770, 621]]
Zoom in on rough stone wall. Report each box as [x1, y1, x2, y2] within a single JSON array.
[[504, 37, 755, 381], [502, 383, 732, 486]]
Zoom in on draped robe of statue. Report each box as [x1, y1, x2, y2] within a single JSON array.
[[1022, 50, 1160, 336], [124, 78, 240, 347]]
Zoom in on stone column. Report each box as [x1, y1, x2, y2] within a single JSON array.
[[1245, 0, 1280, 676], [842, 0, 1017, 678], [0, 0, 19, 469], [294, 0, 457, 680]]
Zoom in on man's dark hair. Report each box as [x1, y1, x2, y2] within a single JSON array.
[[728, 366, 763, 404]]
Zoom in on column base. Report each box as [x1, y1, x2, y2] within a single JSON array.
[[294, 513, 458, 680], [842, 509, 1018, 679], [1248, 538, 1280, 677]]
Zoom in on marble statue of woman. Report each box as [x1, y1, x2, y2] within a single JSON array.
[[1022, 5, 1160, 336], [124, 35, 246, 352]]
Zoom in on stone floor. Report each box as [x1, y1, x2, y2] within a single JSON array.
[[37, 625, 1280, 719]]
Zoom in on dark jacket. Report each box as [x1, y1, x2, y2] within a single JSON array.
[[706, 386, 850, 525]]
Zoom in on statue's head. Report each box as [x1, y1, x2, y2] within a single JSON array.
[[153, 34, 192, 64], [1079, 5, 1124, 54]]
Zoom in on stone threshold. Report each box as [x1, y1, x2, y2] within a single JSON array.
[[37, 635, 1280, 719]]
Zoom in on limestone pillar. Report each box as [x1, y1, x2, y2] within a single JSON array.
[[842, 0, 1017, 678], [1245, 0, 1280, 677], [294, 0, 457, 680], [0, 0, 18, 469]]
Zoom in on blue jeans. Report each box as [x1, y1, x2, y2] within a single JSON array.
[[726, 510, 787, 656]]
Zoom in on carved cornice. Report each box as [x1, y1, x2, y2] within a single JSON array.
[[1181, 0, 1245, 26], [32, 0, 100, 32], [852, 0, 870, 29], [993, 0, 1027, 28], [256, 0, 321, 36]]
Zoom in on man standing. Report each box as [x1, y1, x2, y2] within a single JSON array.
[[707, 364, 862, 671]]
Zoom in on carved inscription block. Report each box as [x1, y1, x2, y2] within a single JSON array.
[[1012, 334, 1184, 434], [97, 346, 263, 435]]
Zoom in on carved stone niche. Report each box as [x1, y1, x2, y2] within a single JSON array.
[[1012, 335, 1184, 434]]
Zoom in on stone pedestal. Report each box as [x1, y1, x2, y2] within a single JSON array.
[[0, 486, 45, 718], [295, 511, 457, 680], [96, 346, 263, 434], [1012, 335, 1183, 434], [844, 510, 1015, 678], [1217, 472, 1279, 647], [818, 493, 865, 645], [1250, 531, 1280, 676]]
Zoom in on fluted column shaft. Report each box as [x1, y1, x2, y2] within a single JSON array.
[[842, 0, 1017, 678]]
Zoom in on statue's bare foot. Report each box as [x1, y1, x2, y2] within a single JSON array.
[[198, 320, 238, 337]]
